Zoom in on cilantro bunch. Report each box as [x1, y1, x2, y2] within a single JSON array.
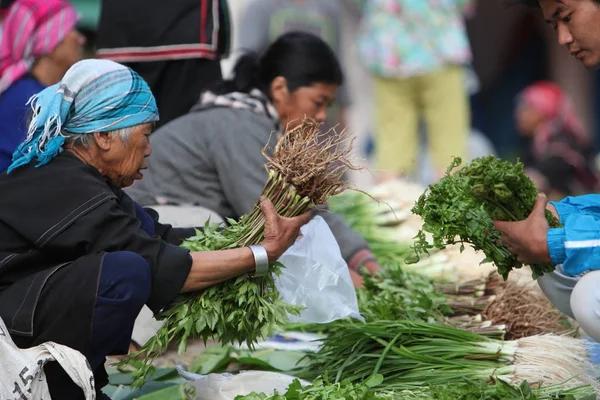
[[357, 263, 452, 322], [410, 156, 560, 279]]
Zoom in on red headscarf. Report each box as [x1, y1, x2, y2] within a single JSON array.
[[0, 0, 79, 95], [519, 81, 589, 169]]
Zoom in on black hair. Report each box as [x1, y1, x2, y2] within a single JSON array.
[[511, 0, 600, 7], [209, 31, 343, 97]]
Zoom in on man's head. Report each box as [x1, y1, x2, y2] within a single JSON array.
[[524, 0, 600, 69]]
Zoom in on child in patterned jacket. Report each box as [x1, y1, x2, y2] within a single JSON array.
[[355, 0, 475, 183]]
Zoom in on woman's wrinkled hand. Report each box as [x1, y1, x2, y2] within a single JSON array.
[[259, 196, 312, 262]]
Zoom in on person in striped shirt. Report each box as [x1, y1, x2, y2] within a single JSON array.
[[496, 0, 600, 343]]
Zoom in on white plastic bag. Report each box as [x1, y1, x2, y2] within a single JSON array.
[[0, 318, 95, 399], [178, 367, 308, 400], [276, 216, 364, 323]]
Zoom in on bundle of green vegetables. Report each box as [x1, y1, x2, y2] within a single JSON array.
[[389, 379, 597, 400], [124, 120, 355, 386], [235, 375, 386, 400], [300, 320, 597, 392], [410, 156, 560, 279], [357, 263, 451, 322], [358, 263, 502, 334], [233, 373, 597, 400]]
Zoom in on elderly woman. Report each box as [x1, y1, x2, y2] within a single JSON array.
[[0, 0, 86, 172], [126, 32, 382, 286], [0, 59, 309, 399]]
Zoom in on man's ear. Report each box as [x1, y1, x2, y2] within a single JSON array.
[[93, 132, 112, 151], [269, 76, 289, 105]]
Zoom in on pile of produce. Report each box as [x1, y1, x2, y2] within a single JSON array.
[[235, 375, 386, 400], [357, 263, 451, 323], [330, 188, 576, 340], [300, 320, 598, 392], [113, 155, 598, 400], [124, 119, 356, 385], [236, 375, 597, 400], [410, 156, 560, 279]]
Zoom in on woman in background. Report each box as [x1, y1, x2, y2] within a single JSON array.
[[516, 81, 599, 200], [0, 0, 85, 172], [237, 0, 349, 128], [126, 32, 382, 287]]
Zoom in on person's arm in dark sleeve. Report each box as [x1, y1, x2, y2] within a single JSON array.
[[143, 207, 198, 245], [47, 198, 193, 313]]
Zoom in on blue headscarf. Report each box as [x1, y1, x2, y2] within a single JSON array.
[[7, 59, 159, 173]]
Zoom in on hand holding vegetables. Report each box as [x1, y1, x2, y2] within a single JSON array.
[[258, 196, 312, 262], [124, 119, 357, 386], [410, 156, 561, 279], [494, 194, 552, 264]]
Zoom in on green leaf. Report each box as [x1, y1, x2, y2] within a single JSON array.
[[135, 383, 184, 400], [237, 349, 307, 372], [189, 346, 233, 374], [364, 374, 383, 388]]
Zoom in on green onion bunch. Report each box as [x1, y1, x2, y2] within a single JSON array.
[[300, 320, 597, 392]]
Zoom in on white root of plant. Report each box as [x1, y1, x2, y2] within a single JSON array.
[[510, 334, 599, 390]]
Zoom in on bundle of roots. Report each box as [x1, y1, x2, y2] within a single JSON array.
[[439, 272, 577, 340]]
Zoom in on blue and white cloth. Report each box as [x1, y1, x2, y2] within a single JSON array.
[[7, 59, 159, 173], [549, 195, 600, 276]]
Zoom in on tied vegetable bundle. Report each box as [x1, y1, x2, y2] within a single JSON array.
[[300, 320, 598, 392], [410, 156, 560, 279], [125, 119, 355, 386]]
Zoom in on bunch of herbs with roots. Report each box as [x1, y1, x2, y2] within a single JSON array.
[[410, 156, 560, 279], [481, 273, 577, 340], [300, 320, 598, 392], [122, 119, 356, 386]]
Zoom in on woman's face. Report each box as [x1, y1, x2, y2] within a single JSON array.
[[99, 123, 153, 188], [516, 102, 545, 137], [271, 78, 339, 129], [50, 29, 86, 75]]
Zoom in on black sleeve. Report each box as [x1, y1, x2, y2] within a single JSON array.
[[0, 0, 15, 9], [535, 156, 575, 194], [144, 207, 197, 246], [47, 199, 193, 313]]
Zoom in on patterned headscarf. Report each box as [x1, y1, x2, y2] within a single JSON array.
[[0, 0, 79, 95], [518, 81, 588, 165], [8, 59, 159, 173]]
